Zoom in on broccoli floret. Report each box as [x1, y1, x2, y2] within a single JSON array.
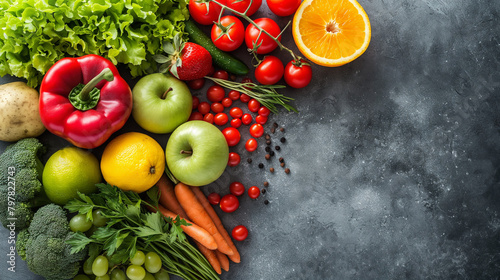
[[17, 204, 87, 280], [0, 138, 49, 230]]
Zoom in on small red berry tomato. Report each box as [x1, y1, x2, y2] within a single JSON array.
[[249, 123, 264, 138], [226, 0, 262, 17], [245, 138, 258, 152], [241, 113, 253, 125], [212, 70, 229, 80], [203, 113, 214, 124], [207, 85, 225, 102], [222, 127, 241, 146], [192, 96, 200, 110], [211, 102, 224, 113], [230, 118, 242, 128], [245, 18, 281, 54], [247, 99, 261, 112], [247, 186, 260, 199], [258, 106, 271, 117], [198, 102, 211, 115], [221, 97, 233, 107], [266, 0, 301, 16], [240, 93, 251, 103], [189, 112, 204, 121], [214, 113, 229, 126], [229, 182, 245, 196], [230, 107, 243, 118], [228, 90, 240, 100], [284, 60, 313, 88], [211, 16, 245, 52], [189, 0, 222, 25], [255, 115, 268, 125], [228, 152, 241, 166], [255, 55, 284, 85], [188, 78, 205, 90], [232, 225, 249, 241], [207, 192, 221, 205], [220, 194, 240, 213]]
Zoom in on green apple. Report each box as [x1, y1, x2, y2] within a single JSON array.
[[165, 121, 229, 186], [132, 73, 192, 134]]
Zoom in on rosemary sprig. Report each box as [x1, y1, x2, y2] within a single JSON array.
[[205, 76, 298, 114]]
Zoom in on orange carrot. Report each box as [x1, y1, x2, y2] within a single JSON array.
[[175, 183, 234, 256], [156, 174, 188, 217], [156, 205, 218, 250], [191, 186, 241, 263], [215, 250, 230, 272], [195, 241, 222, 274]]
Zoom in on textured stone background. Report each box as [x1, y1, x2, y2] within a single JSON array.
[[1, 0, 500, 279]]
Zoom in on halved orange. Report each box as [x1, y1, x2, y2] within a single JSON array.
[[292, 0, 371, 67]]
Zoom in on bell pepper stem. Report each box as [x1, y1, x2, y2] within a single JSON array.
[[80, 68, 114, 101]]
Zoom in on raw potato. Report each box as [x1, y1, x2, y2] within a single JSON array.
[[0, 82, 45, 142]]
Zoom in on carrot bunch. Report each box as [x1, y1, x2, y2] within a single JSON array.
[[154, 174, 240, 274]]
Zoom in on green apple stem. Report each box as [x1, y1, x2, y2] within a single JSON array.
[[162, 87, 173, 99], [180, 150, 193, 155]]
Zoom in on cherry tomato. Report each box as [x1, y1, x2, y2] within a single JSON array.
[[247, 186, 260, 199], [230, 118, 242, 128], [189, 0, 223, 25], [189, 111, 204, 121], [242, 77, 252, 84], [208, 193, 221, 205], [240, 93, 251, 103], [221, 98, 232, 108], [266, 0, 301, 16], [198, 102, 211, 115], [247, 99, 261, 112], [228, 152, 241, 167], [211, 16, 245, 52], [212, 70, 230, 80], [220, 194, 239, 213], [211, 102, 224, 113], [258, 106, 271, 117], [245, 18, 281, 54], [241, 113, 253, 125], [229, 182, 245, 196], [214, 113, 229, 126], [207, 85, 225, 102], [192, 96, 200, 110], [255, 115, 268, 125], [255, 55, 284, 85], [284, 60, 313, 88], [245, 138, 258, 152], [232, 225, 248, 241], [228, 90, 240, 100], [203, 113, 214, 124], [249, 123, 264, 138], [229, 107, 243, 118], [226, 0, 262, 16], [188, 78, 205, 90], [222, 127, 241, 146]]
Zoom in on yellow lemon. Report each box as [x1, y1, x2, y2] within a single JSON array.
[[100, 132, 165, 192]]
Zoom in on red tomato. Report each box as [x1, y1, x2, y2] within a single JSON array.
[[207, 85, 225, 102], [249, 123, 264, 138], [245, 18, 281, 54], [222, 127, 241, 146], [198, 102, 211, 115], [221, 98, 233, 107], [247, 186, 260, 199], [230, 118, 242, 128], [240, 93, 251, 103], [203, 113, 214, 124], [214, 113, 229, 126], [241, 113, 253, 125], [245, 138, 258, 152], [189, 0, 223, 25], [255, 115, 268, 125], [220, 194, 239, 213], [207, 192, 221, 205], [212, 70, 230, 80], [284, 60, 313, 88], [266, 0, 301, 16], [211, 102, 224, 113], [229, 107, 243, 118], [188, 78, 205, 90], [255, 55, 284, 85], [228, 90, 240, 100], [226, 0, 262, 16], [228, 152, 241, 167], [247, 99, 261, 112], [192, 96, 200, 110], [242, 77, 252, 84], [211, 16, 245, 52], [232, 225, 248, 241], [229, 182, 245, 196], [189, 111, 204, 120], [258, 106, 271, 117]]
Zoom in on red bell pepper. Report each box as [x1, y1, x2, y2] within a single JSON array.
[[39, 54, 132, 149]]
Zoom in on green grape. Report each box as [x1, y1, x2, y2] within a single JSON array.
[[143, 273, 155, 280], [110, 269, 127, 280], [126, 265, 146, 280], [83, 256, 95, 275], [95, 275, 110, 280], [144, 252, 162, 274], [74, 274, 91, 280], [92, 255, 109, 277], [70, 214, 93, 232], [130, 250, 146, 266], [154, 269, 170, 280], [92, 209, 109, 227]]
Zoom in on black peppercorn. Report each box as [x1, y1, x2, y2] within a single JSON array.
[[280, 162, 285, 167], [264, 200, 269, 205], [258, 163, 264, 169], [261, 189, 266, 194], [273, 122, 278, 128], [271, 127, 276, 134], [275, 145, 280, 151], [266, 140, 271, 145], [279, 157, 284, 163], [265, 134, 270, 140], [280, 137, 286, 143], [263, 181, 269, 187], [265, 146, 271, 152], [247, 158, 252, 163], [280, 128, 285, 132], [269, 151, 275, 157]]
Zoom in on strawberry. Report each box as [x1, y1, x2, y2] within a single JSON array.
[[154, 34, 212, 81]]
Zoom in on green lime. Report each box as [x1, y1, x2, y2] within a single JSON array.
[[42, 147, 102, 205]]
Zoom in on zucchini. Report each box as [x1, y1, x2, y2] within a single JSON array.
[[184, 19, 250, 76]]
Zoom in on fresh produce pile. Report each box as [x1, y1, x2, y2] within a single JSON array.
[[0, 0, 372, 279]]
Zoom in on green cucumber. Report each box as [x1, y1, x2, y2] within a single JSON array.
[[184, 19, 249, 76]]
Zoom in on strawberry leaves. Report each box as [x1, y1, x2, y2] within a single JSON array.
[[154, 34, 185, 79]]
